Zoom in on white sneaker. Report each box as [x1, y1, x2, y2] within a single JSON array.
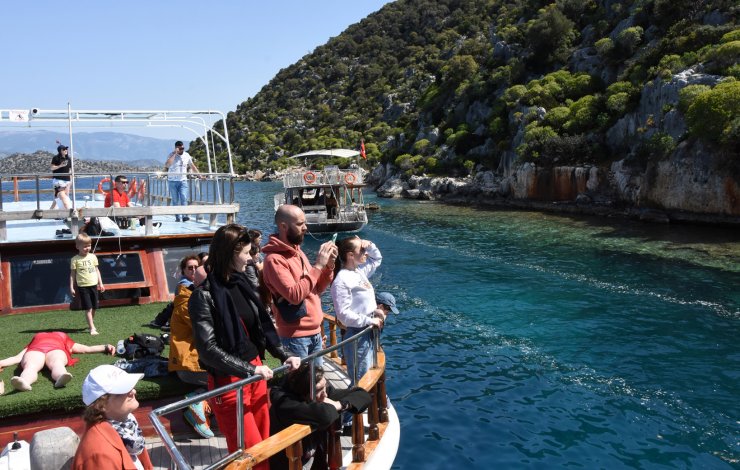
[[11, 376, 32, 392], [55, 372, 73, 388]]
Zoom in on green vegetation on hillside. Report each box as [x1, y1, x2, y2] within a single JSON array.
[[195, 0, 738, 176]]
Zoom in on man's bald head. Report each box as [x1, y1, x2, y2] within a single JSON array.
[[275, 204, 302, 225], [276, 204, 307, 245]]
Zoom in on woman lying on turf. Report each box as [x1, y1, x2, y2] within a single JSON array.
[[0, 331, 113, 392]]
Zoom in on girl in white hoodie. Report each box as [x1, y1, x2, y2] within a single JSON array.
[[330, 236, 386, 387]]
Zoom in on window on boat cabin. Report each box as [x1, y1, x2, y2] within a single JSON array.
[[97, 253, 145, 285], [10, 255, 71, 307]]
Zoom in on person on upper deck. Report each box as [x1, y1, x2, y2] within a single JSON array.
[[164, 140, 200, 222], [50, 144, 72, 210], [104, 175, 130, 208], [262, 205, 338, 365]]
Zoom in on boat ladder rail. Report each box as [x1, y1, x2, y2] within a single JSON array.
[[149, 317, 390, 470]]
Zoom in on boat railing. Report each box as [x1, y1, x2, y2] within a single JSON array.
[[283, 167, 364, 188], [149, 316, 388, 470], [0, 172, 239, 240]]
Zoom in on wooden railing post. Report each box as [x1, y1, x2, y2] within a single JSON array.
[[13, 177, 19, 202], [328, 421, 342, 470], [377, 371, 388, 423], [329, 322, 338, 358], [368, 384, 380, 441], [286, 440, 303, 470], [351, 411, 366, 462]]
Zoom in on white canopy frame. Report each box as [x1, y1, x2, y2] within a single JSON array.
[[0, 107, 235, 209]]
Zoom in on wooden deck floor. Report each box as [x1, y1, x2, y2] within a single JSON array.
[[146, 359, 357, 469]]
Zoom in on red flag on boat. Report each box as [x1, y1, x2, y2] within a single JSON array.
[[360, 139, 366, 159]]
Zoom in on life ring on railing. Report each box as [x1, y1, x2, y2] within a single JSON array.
[[344, 173, 357, 185], [303, 171, 317, 184], [137, 179, 147, 200], [97, 177, 111, 196], [127, 179, 138, 198]]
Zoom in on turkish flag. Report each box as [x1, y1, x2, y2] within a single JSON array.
[[360, 139, 366, 159]]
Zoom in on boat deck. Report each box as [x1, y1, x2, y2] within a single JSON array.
[[146, 359, 365, 469], [0, 200, 223, 244]]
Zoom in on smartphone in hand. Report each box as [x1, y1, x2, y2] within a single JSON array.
[[331, 233, 338, 243]]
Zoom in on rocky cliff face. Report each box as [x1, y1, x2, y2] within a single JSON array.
[[371, 144, 739, 224], [370, 66, 740, 225]]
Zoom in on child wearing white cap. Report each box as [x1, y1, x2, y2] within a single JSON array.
[[72, 365, 153, 470]]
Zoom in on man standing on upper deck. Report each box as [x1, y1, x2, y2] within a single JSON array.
[[164, 140, 200, 222], [50, 144, 72, 210], [262, 205, 338, 365]]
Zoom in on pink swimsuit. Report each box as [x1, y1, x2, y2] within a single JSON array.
[[26, 332, 78, 366]]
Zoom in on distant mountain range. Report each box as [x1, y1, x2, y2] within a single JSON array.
[[0, 130, 172, 167]]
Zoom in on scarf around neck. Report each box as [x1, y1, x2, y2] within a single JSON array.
[[207, 271, 265, 357], [108, 413, 145, 457]]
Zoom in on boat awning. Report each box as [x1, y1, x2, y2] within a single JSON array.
[[290, 149, 360, 159]]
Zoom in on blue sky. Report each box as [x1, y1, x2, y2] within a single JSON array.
[[1, 1, 392, 138]]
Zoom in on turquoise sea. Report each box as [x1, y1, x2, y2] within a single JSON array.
[[236, 181, 739, 469]]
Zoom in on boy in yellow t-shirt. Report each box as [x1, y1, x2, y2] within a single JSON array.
[[70, 233, 105, 335]]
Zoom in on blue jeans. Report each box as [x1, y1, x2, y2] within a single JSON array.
[[341, 327, 374, 426], [168, 180, 189, 220], [343, 327, 374, 386], [280, 333, 323, 367]]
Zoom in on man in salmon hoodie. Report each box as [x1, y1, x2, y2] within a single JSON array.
[[262, 205, 338, 365]]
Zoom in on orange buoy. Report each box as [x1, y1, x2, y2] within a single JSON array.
[[137, 179, 147, 200], [303, 171, 317, 184], [127, 179, 138, 198], [97, 177, 111, 196]]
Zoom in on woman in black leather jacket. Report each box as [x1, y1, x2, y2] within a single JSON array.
[[189, 224, 299, 460]]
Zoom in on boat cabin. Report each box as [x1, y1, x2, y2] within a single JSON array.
[[0, 108, 238, 315]]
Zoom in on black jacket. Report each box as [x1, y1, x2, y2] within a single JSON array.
[[189, 276, 290, 377], [269, 385, 371, 470]]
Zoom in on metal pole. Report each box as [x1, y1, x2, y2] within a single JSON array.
[[218, 110, 235, 175], [310, 360, 316, 401], [372, 327, 379, 370], [67, 102, 76, 210], [236, 386, 245, 451]]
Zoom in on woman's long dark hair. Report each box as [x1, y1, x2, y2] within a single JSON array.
[[248, 229, 262, 256], [333, 236, 360, 280], [204, 224, 251, 282]]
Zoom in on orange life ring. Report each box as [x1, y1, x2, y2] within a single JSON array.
[[137, 179, 147, 200], [127, 179, 138, 198], [303, 171, 317, 184], [344, 173, 357, 185], [97, 177, 111, 196]]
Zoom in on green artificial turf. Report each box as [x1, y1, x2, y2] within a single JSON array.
[[0, 303, 281, 419]]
